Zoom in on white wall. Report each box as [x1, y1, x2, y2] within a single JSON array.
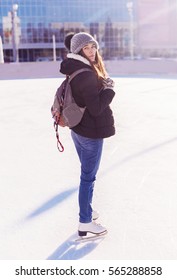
[[0, 59, 177, 80]]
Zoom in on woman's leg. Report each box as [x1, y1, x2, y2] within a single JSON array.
[[71, 131, 103, 223]]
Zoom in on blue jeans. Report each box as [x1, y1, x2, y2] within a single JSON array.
[[71, 130, 103, 223]]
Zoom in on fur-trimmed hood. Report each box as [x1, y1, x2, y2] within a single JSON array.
[[67, 53, 91, 66], [60, 53, 92, 76]]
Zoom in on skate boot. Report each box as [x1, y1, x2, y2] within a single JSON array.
[[78, 221, 107, 237], [92, 210, 99, 220]]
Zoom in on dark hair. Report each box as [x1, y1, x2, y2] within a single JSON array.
[[64, 32, 75, 51]]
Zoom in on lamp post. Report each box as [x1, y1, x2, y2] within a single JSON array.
[[0, 36, 4, 63], [52, 34, 56, 61], [11, 4, 19, 62], [126, 1, 134, 60]]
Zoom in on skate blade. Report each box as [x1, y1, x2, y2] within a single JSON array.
[[75, 230, 107, 243]]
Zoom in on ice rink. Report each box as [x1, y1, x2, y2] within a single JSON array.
[[0, 76, 177, 260]]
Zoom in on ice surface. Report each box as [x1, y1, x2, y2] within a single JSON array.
[[0, 77, 177, 260]]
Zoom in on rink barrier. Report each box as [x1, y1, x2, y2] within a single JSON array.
[[0, 59, 177, 80]]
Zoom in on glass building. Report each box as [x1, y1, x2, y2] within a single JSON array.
[[1, 0, 177, 62], [0, 0, 136, 62]]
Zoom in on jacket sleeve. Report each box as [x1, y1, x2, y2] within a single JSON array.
[[77, 72, 115, 117]]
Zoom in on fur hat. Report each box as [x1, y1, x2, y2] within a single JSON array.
[[70, 32, 99, 54]]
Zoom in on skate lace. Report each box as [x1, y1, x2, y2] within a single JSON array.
[[94, 222, 103, 228]]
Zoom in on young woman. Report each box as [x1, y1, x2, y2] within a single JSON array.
[[60, 32, 115, 237]]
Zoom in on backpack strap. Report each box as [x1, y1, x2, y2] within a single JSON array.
[[54, 122, 64, 152], [68, 68, 92, 83]]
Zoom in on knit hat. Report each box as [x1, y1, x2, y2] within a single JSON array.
[[70, 32, 99, 54]]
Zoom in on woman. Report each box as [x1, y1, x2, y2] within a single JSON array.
[[60, 32, 115, 237]]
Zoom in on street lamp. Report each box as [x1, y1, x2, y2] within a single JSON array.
[[52, 34, 57, 61], [126, 1, 134, 60], [0, 36, 4, 63], [11, 4, 19, 62]]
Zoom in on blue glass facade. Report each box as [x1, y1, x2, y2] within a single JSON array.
[[0, 0, 136, 62]]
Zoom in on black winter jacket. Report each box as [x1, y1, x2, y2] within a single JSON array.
[[60, 53, 115, 139]]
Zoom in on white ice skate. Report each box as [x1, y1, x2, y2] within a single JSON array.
[[92, 210, 99, 220], [76, 221, 107, 242]]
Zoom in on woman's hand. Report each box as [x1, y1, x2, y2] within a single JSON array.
[[102, 77, 115, 90]]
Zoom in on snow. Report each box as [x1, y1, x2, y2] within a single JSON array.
[[0, 76, 177, 260]]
